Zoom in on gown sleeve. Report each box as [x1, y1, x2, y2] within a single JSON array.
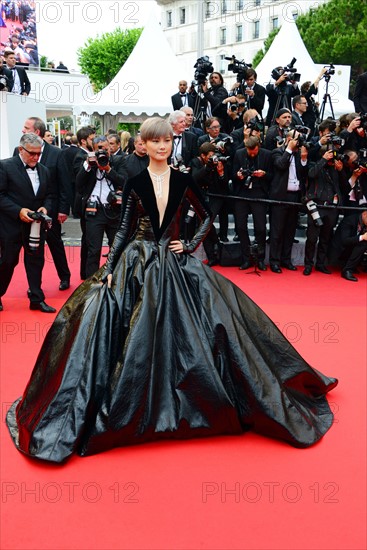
[[101, 187, 137, 281], [182, 178, 214, 254]]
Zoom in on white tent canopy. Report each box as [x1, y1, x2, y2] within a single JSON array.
[[255, 20, 354, 118], [73, 14, 186, 118]]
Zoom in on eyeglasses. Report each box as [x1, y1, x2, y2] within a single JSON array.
[[298, 102, 308, 105], [209, 125, 220, 129], [21, 147, 41, 157]]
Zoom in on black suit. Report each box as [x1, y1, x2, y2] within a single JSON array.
[[330, 213, 367, 270], [0, 156, 53, 302], [245, 82, 266, 117], [16, 142, 72, 282], [171, 131, 198, 166], [171, 92, 195, 111], [62, 144, 80, 217], [291, 111, 306, 128], [353, 72, 367, 114], [232, 148, 273, 262], [76, 155, 128, 277], [8, 66, 31, 94], [269, 147, 307, 266]]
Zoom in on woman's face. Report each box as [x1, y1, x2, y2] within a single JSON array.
[[144, 135, 172, 161]]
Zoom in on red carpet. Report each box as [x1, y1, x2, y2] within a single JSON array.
[[1, 248, 366, 550]]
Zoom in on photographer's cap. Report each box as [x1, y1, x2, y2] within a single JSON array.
[[276, 108, 291, 118]]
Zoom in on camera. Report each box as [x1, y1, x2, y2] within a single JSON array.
[[107, 190, 122, 207], [193, 56, 214, 85], [327, 132, 345, 147], [358, 113, 367, 131], [85, 198, 98, 216], [271, 58, 301, 83], [26, 211, 52, 254], [230, 103, 239, 112], [214, 136, 233, 153], [293, 125, 311, 148], [303, 198, 323, 227], [225, 55, 252, 82], [238, 168, 255, 188], [247, 115, 264, 133], [358, 148, 367, 169], [173, 154, 190, 174], [95, 146, 109, 167], [207, 154, 230, 166], [323, 64, 335, 80]]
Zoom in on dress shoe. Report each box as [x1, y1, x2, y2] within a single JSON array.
[[270, 264, 282, 273], [220, 236, 229, 243], [27, 288, 31, 297], [208, 258, 219, 267], [30, 301, 56, 313], [0, 298, 3, 312], [281, 262, 297, 271], [316, 265, 332, 274], [293, 238, 299, 244], [303, 266, 312, 276], [239, 261, 252, 270], [257, 261, 267, 271], [341, 270, 358, 282], [233, 234, 240, 242], [59, 280, 70, 291]]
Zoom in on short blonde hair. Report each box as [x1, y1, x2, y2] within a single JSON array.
[[140, 117, 173, 141]]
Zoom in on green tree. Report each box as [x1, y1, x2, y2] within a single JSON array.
[[77, 28, 143, 92], [252, 28, 279, 68], [296, 0, 367, 76]]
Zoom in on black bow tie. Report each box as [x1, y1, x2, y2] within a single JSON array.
[[180, 93, 187, 97], [25, 164, 36, 170], [173, 135, 182, 140]]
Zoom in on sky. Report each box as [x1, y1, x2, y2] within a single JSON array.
[[36, 0, 160, 71]]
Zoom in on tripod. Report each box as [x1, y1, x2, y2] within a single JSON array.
[[193, 84, 207, 131], [271, 86, 290, 125], [317, 76, 335, 123], [246, 244, 262, 277]]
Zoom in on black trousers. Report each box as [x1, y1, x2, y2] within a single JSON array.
[[85, 206, 120, 278], [269, 192, 300, 265], [344, 241, 367, 271], [203, 196, 227, 260], [0, 230, 45, 303], [304, 207, 339, 267], [234, 197, 267, 262], [46, 218, 71, 281]]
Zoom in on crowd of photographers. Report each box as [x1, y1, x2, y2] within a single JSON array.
[[169, 57, 367, 281]]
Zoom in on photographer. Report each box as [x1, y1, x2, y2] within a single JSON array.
[[263, 108, 292, 151], [231, 109, 263, 154], [231, 68, 266, 118], [232, 136, 273, 270], [220, 94, 246, 135], [303, 147, 343, 276], [338, 210, 367, 281], [339, 149, 367, 213], [269, 130, 308, 273], [76, 135, 128, 278], [201, 72, 228, 122], [197, 117, 230, 147], [190, 142, 231, 265], [308, 118, 337, 162], [0, 134, 55, 312], [265, 64, 300, 127], [0, 56, 13, 91], [300, 67, 328, 135], [339, 113, 367, 152]]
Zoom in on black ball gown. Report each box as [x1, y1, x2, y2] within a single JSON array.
[[6, 169, 337, 463]]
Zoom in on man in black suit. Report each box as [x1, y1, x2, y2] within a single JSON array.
[[197, 117, 230, 148], [168, 110, 198, 166], [232, 136, 273, 270], [19, 117, 72, 290], [0, 56, 13, 91], [263, 108, 292, 151], [291, 95, 308, 128], [353, 71, 367, 114], [330, 210, 367, 281], [108, 134, 126, 157], [62, 135, 80, 218], [0, 134, 55, 312], [230, 68, 266, 118], [171, 80, 195, 111], [269, 131, 308, 272], [73, 127, 96, 279], [4, 51, 31, 95], [180, 106, 204, 137], [76, 135, 128, 278]]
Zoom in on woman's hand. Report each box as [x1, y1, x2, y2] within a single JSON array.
[[169, 240, 184, 254]]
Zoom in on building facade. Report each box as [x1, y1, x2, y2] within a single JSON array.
[[156, 0, 328, 87]]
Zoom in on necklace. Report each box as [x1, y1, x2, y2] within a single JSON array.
[[148, 167, 170, 198]]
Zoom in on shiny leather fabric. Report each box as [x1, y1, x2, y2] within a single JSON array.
[[6, 169, 337, 463]]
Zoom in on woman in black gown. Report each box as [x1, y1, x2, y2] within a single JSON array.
[[6, 118, 337, 463]]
